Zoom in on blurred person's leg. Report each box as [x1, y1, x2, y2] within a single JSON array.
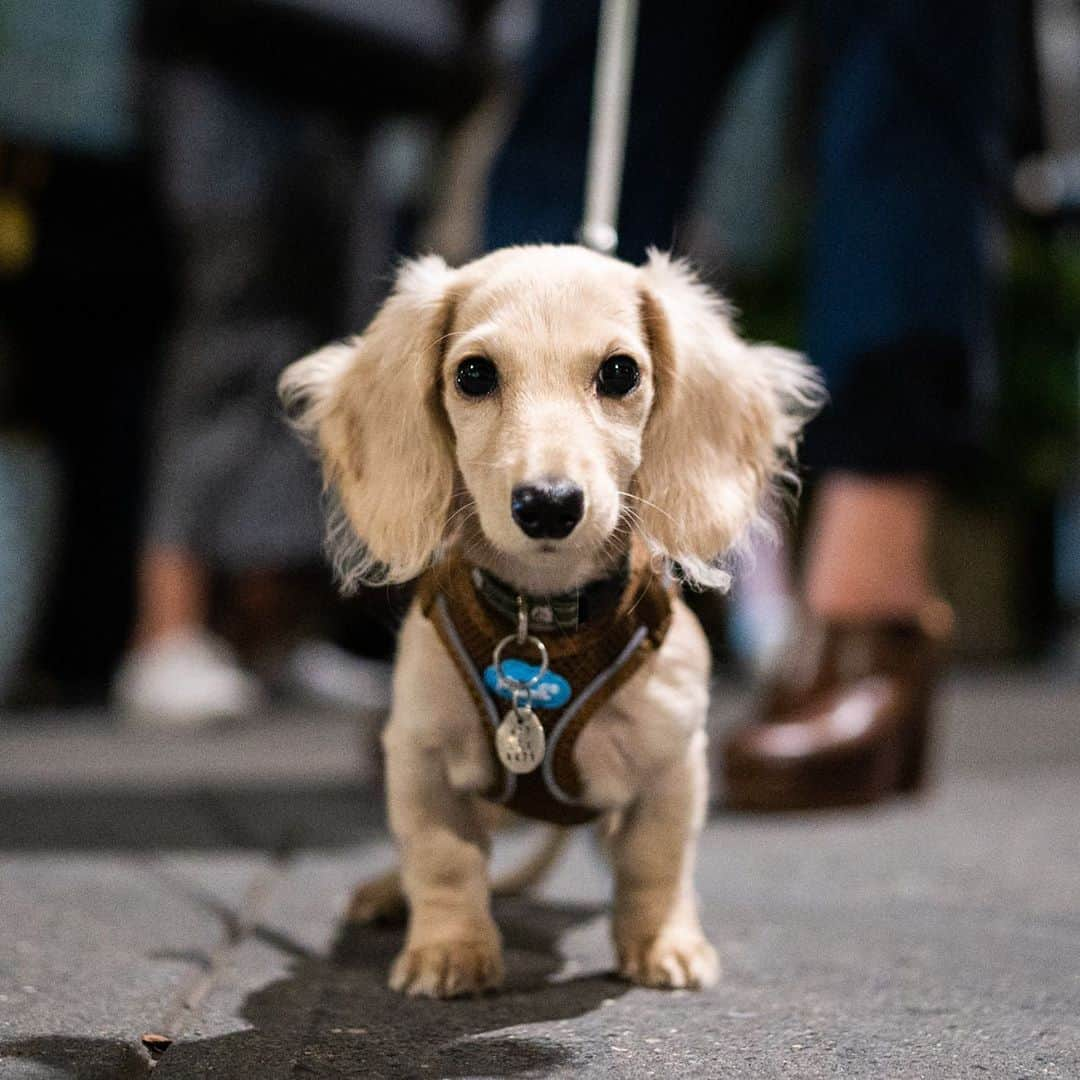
[[120, 63, 402, 725], [115, 66, 332, 725], [486, 0, 785, 261], [725, 0, 1013, 809], [1, 152, 170, 701], [132, 547, 209, 646], [803, 475, 935, 619], [801, 0, 1010, 619]]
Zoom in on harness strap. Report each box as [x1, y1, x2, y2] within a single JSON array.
[[418, 546, 672, 825]]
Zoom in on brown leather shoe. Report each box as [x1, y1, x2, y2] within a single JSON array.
[[722, 602, 953, 811]]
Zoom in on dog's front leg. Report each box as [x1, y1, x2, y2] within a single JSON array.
[[609, 731, 719, 989], [384, 734, 503, 998]]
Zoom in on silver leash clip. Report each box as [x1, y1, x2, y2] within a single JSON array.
[[516, 594, 528, 645]]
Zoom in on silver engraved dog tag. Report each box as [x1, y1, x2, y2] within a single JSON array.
[[495, 707, 546, 774]]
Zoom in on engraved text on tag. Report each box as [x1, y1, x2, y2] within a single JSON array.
[[495, 708, 546, 774]]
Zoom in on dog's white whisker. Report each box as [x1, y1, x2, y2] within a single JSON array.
[[445, 500, 479, 527], [462, 459, 513, 471], [425, 328, 471, 353], [618, 489, 678, 528]]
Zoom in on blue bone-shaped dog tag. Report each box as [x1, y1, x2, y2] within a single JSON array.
[[483, 660, 572, 710]]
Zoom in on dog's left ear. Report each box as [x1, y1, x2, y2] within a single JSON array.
[[278, 255, 458, 588], [634, 251, 824, 589]]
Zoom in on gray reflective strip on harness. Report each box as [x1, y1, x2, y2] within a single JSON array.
[[433, 595, 516, 804], [541, 623, 650, 806]]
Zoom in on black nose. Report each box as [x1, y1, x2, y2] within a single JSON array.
[[511, 480, 585, 540]]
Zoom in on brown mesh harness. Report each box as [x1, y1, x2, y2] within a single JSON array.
[[416, 544, 673, 825]]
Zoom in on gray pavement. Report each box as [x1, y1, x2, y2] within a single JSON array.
[[1, 676, 1078, 1079]]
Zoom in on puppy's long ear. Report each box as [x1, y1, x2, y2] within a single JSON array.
[[634, 251, 824, 590], [278, 255, 458, 588]]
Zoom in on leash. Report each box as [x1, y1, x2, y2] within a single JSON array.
[[580, 0, 640, 255]]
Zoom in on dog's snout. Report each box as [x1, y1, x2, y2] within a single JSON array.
[[511, 480, 584, 540]]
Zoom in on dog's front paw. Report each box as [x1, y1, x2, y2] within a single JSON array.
[[389, 939, 504, 998], [617, 929, 719, 990]]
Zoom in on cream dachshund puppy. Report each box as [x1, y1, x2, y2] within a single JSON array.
[[280, 244, 820, 998]]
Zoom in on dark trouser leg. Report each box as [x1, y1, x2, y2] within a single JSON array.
[[804, 0, 1013, 474], [145, 65, 339, 571], [485, 0, 783, 263]]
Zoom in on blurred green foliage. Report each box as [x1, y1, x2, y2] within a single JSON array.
[[997, 225, 1080, 493]]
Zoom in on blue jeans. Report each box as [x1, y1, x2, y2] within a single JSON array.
[[486, 0, 1012, 474]]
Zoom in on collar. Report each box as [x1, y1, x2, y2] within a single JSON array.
[[468, 558, 631, 634]]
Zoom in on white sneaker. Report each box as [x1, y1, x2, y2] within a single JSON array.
[[277, 638, 392, 713], [112, 629, 266, 728]]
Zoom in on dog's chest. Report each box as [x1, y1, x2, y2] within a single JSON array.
[[414, 553, 692, 823]]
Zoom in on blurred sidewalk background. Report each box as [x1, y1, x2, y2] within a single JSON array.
[[1, 676, 1078, 1078]]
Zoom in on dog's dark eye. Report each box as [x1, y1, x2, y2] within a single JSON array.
[[455, 356, 499, 398], [596, 354, 640, 398]]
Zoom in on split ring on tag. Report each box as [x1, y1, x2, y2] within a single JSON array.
[[492, 632, 549, 692], [491, 604, 550, 774]]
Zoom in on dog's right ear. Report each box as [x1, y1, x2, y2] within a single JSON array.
[[278, 255, 458, 588], [633, 251, 823, 590]]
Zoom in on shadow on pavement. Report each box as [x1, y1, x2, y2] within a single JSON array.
[[160, 896, 623, 1078], [0, 897, 623, 1079], [0, 1035, 149, 1079]]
